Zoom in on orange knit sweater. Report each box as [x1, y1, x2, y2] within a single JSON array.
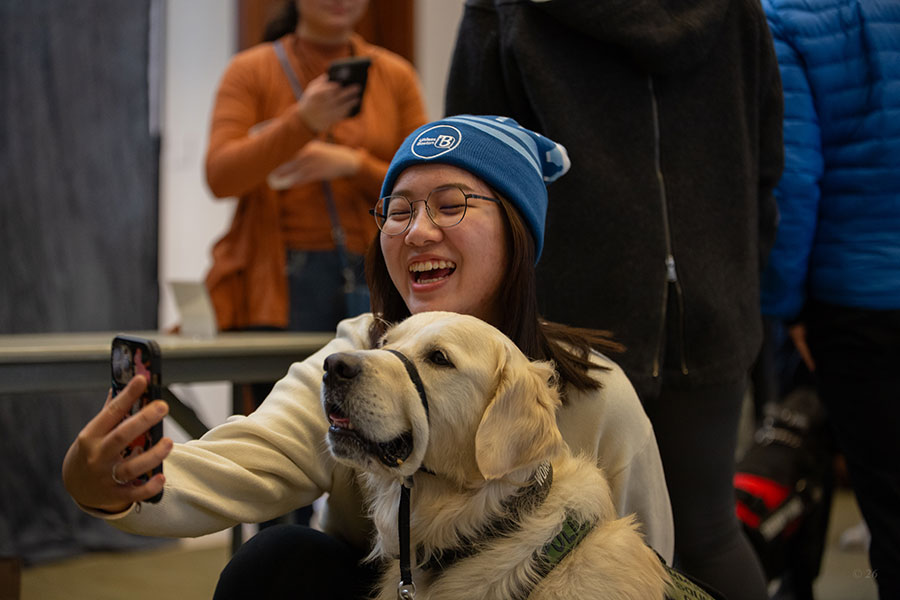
[[204, 33, 427, 330]]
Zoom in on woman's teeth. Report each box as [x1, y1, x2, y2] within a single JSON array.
[[409, 260, 455, 272], [409, 260, 456, 284]]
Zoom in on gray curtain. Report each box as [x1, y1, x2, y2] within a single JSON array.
[[0, 0, 167, 564]]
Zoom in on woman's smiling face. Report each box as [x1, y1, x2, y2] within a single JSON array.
[[380, 164, 509, 325]]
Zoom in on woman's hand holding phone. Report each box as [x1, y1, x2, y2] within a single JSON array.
[[62, 375, 173, 513], [296, 74, 362, 133]]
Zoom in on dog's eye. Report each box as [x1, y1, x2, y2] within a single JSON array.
[[427, 349, 454, 368]]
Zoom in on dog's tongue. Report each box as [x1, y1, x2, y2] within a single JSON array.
[[330, 413, 352, 429]]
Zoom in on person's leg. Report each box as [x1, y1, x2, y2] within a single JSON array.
[[807, 302, 900, 599], [214, 525, 382, 600], [751, 316, 780, 420], [643, 378, 769, 600]]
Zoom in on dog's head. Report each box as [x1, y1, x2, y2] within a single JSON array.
[[321, 312, 564, 484]]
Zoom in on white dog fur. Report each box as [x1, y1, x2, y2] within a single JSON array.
[[322, 311, 669, 600]]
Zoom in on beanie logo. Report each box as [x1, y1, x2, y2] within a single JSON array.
[[435, 134, 456, 148], [411, 125, 462, 159]]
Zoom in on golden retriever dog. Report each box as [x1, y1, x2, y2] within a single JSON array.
[[322, 311, 669, 600]]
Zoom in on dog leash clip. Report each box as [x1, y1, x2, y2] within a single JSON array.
[[397, 581, 416, 600]]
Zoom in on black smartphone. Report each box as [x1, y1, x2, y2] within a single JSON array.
[[328, 56, 371, 117], [111, 334, 163, 502]]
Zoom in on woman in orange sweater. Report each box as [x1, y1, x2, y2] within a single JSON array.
[[205, 0, 427, 334]]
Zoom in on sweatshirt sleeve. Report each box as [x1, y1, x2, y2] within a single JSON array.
[[95, 315, 374, 539], [605, 428, 675, 565], [556, 356, 675, 564], [760, 4, 823, 320]]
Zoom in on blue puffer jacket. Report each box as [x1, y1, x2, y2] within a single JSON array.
[[760, 0, 900, 319]]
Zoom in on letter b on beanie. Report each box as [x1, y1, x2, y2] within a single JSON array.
[[381, 115, 570, 260]]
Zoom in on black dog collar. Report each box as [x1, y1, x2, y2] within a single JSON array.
[[387, 349, 429, 419], [370, 350, 430, 471], [384, 348, 431, 598]]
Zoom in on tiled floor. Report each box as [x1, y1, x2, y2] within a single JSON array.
[[18, 489, 878, 600]]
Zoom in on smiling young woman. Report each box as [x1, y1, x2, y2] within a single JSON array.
[[367, 118, 624, 392], [378, 165, 508, 324], [63, 116, 672, 600]]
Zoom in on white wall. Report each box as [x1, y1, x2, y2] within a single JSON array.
[[416, 0, 466, 119], [159, 0, 237, 334], [158, 0, 237, 437], [157, 0, 465, 437]]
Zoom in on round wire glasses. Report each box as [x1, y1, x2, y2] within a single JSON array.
[[369, 185, 499, 236]]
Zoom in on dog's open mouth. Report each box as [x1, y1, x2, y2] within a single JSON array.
[[327, 402, 414, 468]]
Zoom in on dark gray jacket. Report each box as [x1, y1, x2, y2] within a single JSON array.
[[446, 0, 784, 395]]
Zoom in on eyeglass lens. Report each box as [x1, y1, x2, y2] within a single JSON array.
[[373, 186, 469, 235]]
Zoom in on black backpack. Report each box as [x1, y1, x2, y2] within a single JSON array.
[[734, 386, 831, 581]]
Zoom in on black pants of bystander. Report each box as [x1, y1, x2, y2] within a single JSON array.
[[806, 300, 900, 599]]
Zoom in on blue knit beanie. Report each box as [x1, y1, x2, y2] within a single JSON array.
[[380, 115, 570, 261]]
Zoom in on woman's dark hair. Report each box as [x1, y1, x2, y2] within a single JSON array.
[[262, 1, 300, 43], [364, 191, 624, 395]]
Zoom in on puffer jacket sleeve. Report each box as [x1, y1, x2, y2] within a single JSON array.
[[760, 1, 825, 320], [757, 3, 785, 270]]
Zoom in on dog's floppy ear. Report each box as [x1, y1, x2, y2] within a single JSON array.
[[475, 352, 564, 480]]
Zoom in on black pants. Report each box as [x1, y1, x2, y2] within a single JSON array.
[[806, 301, 900, 599], [640, 377, 769, 600], [213, 525, 382, 600]]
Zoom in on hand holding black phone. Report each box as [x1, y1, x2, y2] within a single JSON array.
[[111, 334, 164, 502], [328, 56, 371, 117]]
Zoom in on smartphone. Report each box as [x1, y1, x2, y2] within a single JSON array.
[[111, 334, 163, 502], [328, 56, 371, 117]]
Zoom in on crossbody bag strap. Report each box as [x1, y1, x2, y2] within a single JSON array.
[[273, 38, 305, 100], [272, 39, 356, 291]]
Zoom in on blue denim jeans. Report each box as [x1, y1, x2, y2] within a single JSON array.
[[285, 249, 369, 332]]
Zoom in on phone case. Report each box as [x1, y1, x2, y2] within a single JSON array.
[[328, 56, 371, 117], [111, 334, 163, 502]]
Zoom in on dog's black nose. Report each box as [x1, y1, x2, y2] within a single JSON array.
[[323, 352, 362, 382]]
